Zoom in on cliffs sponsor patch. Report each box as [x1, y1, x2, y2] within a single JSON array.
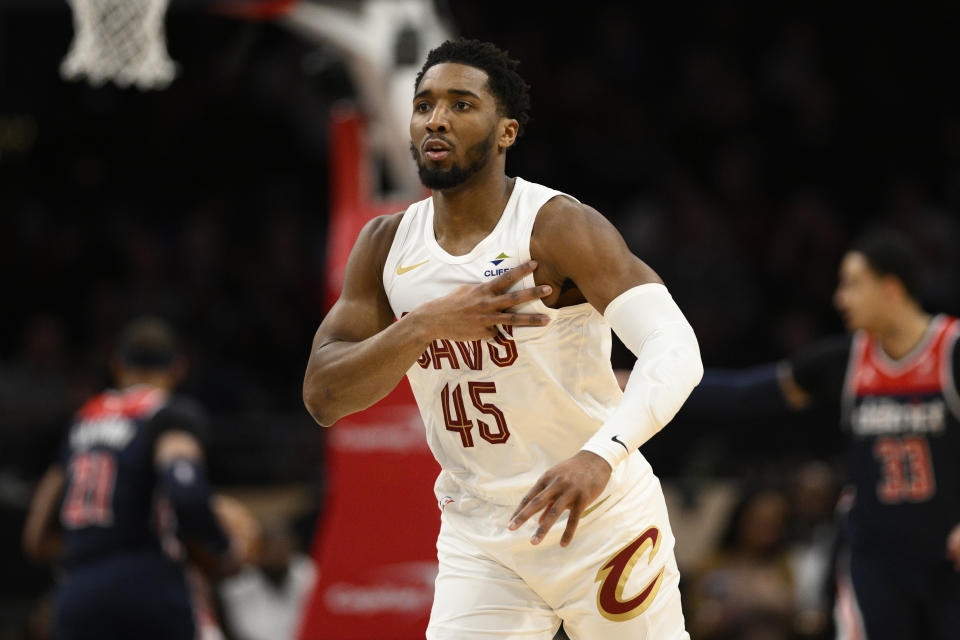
[[484, 252, 512, 277]]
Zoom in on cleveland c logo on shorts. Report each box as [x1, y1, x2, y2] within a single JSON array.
[[595, 526, 665, 622]]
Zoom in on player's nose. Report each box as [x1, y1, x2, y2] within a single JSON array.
[[425, 104, 450, 132]]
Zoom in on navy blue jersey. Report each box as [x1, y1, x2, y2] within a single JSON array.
[[57, 385, 207, 567], [792, 315, 960, 559]]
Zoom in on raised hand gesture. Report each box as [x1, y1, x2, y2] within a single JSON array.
[[409, 260, 552, 341]]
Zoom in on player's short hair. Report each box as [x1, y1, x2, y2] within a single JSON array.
[[116, 316, 179, 369], [851, 229, 923, 302], [415, 38, 532, 141]]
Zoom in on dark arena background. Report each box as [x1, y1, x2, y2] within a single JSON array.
[[2, 1, 959, 639]]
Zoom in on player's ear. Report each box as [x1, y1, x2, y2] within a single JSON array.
[[497, 117, 519, 152]]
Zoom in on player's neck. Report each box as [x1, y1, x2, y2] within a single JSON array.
[[875, 304, 932, 361], [431, 167, 514, 249]]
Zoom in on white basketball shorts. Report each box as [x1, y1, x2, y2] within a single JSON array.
[[426, 469, 690, 640]]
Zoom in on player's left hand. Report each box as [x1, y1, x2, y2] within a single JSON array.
[[508, 450, 612, 547], [946, 522, 960, 571]]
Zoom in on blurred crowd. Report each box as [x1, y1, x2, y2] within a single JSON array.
[[2, 1, 960, 638], [679, 462, 841, 640]]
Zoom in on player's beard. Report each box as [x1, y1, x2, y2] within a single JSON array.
[[411, 129, 495, 191]]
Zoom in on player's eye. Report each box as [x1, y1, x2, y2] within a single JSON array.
[[415, 102, 431, 113], [455, 101, 470, 111]]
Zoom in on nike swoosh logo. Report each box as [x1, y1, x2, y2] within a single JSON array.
[[611, 435, 628, 452], [396, 259, 429, 275]]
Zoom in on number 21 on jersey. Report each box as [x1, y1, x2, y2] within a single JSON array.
[[62, 450, 117, 528]]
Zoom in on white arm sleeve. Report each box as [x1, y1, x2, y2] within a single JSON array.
[[581, 283, 704, 469]]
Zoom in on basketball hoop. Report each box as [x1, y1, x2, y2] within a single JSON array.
[[61, 0, 177, 91]]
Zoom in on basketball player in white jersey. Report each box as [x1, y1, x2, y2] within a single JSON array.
[[303, 39, 703, 639]]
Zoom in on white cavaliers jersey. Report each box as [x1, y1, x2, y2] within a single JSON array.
[[383, 177, 653, 506]]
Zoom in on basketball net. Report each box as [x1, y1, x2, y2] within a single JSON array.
[[61, 0, 177, 90]]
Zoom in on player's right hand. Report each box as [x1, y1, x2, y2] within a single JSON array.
[[407, 260, 552, 341], [508, 449, 612, 547]]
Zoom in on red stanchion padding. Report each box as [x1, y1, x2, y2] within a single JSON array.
[[323, 105, 415, 312], [298, 381, 440, 639]]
